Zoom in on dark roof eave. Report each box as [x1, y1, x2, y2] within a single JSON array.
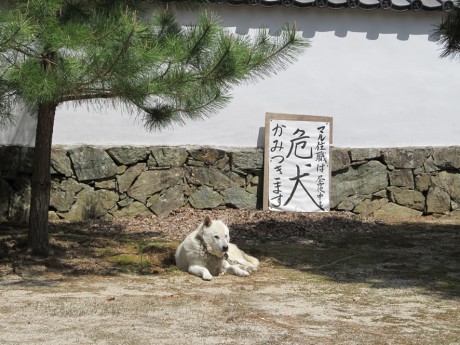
[[154, 0, 455, 12]]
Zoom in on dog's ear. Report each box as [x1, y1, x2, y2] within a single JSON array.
[[204, 215, 212, 227]]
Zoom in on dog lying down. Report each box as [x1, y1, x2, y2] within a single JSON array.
[[175, 216, 259, 280]]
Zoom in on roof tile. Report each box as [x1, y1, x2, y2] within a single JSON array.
[[198, 0, 454, 11]]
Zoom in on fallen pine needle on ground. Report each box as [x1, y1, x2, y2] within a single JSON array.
[[1, 209, 459, 345]]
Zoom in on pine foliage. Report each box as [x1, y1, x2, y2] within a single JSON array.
[[0, 0, 308, 130], [434, 5, 460, 59]]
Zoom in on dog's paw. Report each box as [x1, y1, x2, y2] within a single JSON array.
[[244, 265, 258, 273], [237, 269, 250, 277], [239, 270, 249, 277], [202, 272, 213, 281], [225, 265, 250, 277]]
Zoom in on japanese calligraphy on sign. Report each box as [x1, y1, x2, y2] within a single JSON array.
[[263, 113, 333, 212]]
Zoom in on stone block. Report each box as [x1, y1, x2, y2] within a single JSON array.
[[93, 189, 119, 216], [353, 198, 389, 216], [350, 148, 382, 162], [383, 148, 431, 169], [188, 148, 226, 165], [246, 175, 259, 195], [149, 185, 185, 218], [189, 186, 223, 209], [331, 161, 388, 208], [185, 159, 205, 167], [336, 195, 365, 211], [95, 179, 116, 190], [423, 156, 439, 173], [50, 148, 73, 177], [117, 165, 128, 175], [0, 145, 34, 174], [373, 202, 423, 219], [128, 168, 184, 204], [118, 196, 134, 208], [415, 173, 431, 192], [373, 190, 388, 198], [216, 156, 230, 170], [227, 171, 246, 187], [117, 163, 146, 193], [432, 146, 460, 169], [222, 187, 257, 209], [387, 186, 425, 211], [69, 146, 118, 182], [389, 169, 414, 188], [8, 177, 31, 222], [113, 201, 152, 217], [106, 146, 149, 165], [59, 187, 119, 221], [150, 147, 188, 168], [48, 211, 60, 221], [426, 186, 451, 214], [231, 150, 263, 171], [186, 167, 235, 191], [331, 148, 350, 172], [431, 171, 460, 203], [50, 178, 85, 212]]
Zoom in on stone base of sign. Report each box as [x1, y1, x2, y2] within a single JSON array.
[[0, 145, 459, 222]]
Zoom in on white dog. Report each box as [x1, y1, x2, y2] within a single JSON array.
[[175, 216, 259, 280]]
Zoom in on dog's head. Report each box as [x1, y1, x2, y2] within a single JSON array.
[[200, 216, 230, 257]]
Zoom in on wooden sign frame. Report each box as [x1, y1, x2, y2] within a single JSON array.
[[263, 113, 333, 212]]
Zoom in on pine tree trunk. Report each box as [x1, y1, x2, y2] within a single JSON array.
[[28, 102, 56, 255]]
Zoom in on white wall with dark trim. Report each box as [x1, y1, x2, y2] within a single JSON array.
[[2, 5, 459, 148]]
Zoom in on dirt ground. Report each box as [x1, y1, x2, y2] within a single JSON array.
[[1, 209, 459, 345]]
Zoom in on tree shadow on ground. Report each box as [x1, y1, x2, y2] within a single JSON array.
[[1, 213, 459, 300], [230, 216, 460, 300], [0, 220, 176, 282]]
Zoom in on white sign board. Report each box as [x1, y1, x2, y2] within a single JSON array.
[[263, 113, 333, 212]]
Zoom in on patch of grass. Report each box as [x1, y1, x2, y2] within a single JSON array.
[[110, 254, 142, 266], [0, 223, 179, 276], [434, 278, 460, 294], [105, 240, 177, 274]]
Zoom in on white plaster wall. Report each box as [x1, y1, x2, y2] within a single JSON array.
[[1, 6, 459, 148]]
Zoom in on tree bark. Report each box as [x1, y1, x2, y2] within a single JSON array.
[[28, 102, 56, 255]]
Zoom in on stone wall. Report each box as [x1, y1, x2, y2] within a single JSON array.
[[331, 146, 460, 218], [0, 145, 459, 222]]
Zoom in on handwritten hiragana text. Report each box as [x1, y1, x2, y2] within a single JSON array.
[[269, 122, 286, 207]]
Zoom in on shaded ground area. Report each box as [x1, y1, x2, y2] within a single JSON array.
[[1, 210, 459, 344]]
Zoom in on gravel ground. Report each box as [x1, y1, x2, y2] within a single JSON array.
[[1, 209, 459, 344]]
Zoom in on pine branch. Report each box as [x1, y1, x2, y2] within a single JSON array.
[[247, 24, 307, 77], [204, 37, 232, 80], [0, 82, 16, 128], [100, 26, 136, 78], [159, 61, 172, 78], [1, 3, 309, 132], [186, 24, 212, 64], [184, 11, 218, 65], [61, 89, 116, 102], [11, 43, 40, 58], [0, 26, 21, 48], [178, 90, 228, 115], [434, 7, 460, 59]]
